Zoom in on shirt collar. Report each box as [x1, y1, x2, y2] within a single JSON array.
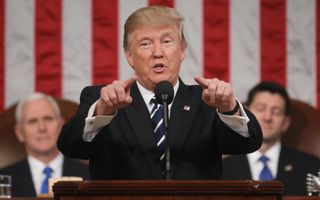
[[248, 141, 281, 164], [136, 80, 179, 106], [28, 153, 64, 173]]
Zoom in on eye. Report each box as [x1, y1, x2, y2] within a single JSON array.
[[26, 118, 38, 125], [139, 40, 152, 49], [254, 105, 265, 113], [162, 38, 173, 45], [272, 108, 284, 116], [44, 116, 55, 122]]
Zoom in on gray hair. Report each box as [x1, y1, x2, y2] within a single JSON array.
[[15, 93, 61, 123]]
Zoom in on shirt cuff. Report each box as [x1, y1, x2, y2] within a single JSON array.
[[83, 101, 116, 142], [217, 100, 250, 137]]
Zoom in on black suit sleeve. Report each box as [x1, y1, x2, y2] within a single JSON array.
[[57, 85, 103, 159], [209, 104, 262, 155]]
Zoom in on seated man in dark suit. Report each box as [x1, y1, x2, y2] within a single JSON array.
[[0, 93, 90, 197], [57, 6, 262, 180], [221, 81, 320, 196]]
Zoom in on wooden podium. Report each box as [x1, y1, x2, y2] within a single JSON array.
[[52, 180, 284, 200]]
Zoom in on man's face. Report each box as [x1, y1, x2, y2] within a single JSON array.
[[248, 91, 290, 144], [125, 25, 186, 91], [15, 99, 63, 157]]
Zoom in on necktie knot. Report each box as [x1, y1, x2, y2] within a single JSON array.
[[150, 97, 157, 105], [150, 97, 160, 111], [259, 155, 269, 164], [43, 166, 53, 176]]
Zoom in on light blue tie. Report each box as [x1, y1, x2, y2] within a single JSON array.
[[259, 155, 273, 181], [40, 166, 53, 194], [150, 98, 166, 174]]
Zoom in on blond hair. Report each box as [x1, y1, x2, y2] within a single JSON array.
[[123, 6, 187, 50]]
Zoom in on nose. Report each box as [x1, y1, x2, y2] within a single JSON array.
[[152, 42, 163, 59], [262, 109, 273, 122], [37, 120, 47, 132]]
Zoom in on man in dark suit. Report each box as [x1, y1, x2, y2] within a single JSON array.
[[0, 93, 89, 197], [57, 6, 262, 180], [221, 81, 320, 196]]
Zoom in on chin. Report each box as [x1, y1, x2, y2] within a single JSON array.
[[157, 77, 175, 85]]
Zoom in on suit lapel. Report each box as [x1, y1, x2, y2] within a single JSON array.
[[276, 147, 294, 182], [168, 81, 201, 176], [17, 160, 37, 196], [124, 83, 160, 177], [169, 81, 199, 151]]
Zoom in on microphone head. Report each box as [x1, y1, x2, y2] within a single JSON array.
[[155, 81, 174, 104]]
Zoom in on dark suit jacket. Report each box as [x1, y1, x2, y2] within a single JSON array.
[[57, 80, 262, 180], [221, 145, 320, 196], [0, 158, 90, 197]]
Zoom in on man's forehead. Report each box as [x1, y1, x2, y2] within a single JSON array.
[[254, 91, 283, 99], [133, 25, 178, 36], [22, 100, 56, 116], [251, 93, 286, 107]]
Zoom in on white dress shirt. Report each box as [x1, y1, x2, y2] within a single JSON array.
[[83, 80, 250, 142], [28, 154, 63, 195], [247, 142, 281, 180]]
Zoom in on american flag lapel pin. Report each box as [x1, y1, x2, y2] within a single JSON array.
[[183, 105, 190, 111]]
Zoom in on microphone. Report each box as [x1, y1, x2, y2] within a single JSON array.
[[155, 80, 174, 105], [155, 81, 174, 180]]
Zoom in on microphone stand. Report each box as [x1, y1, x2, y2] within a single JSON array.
[[161, 94, 171, 180]]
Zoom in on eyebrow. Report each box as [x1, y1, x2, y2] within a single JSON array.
[[137, 30, 175, 42]]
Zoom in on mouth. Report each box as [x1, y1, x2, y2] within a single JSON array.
[[152, 63, 166, 73], [261, 124, 273, 131]]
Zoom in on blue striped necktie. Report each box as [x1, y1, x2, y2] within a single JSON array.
[[40, 166, 53, 194], [150, 97, 166, 174], [258, 155, 273, 181]]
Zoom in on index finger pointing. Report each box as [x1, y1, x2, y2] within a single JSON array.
[[194, 76, 208, 88]]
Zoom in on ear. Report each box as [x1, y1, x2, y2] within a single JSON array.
[[14, 124, 25, 143], [281, 116, 291, 133], [58, 117, 65, 128], [180, 46, 186, 62], [125, 50, 134, 68]]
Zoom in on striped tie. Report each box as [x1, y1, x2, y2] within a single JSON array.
[[150, 98, 166, 174]]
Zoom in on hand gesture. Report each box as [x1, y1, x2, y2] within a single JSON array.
[[96, 76, 137, 115], [194, 76, 238, 114]]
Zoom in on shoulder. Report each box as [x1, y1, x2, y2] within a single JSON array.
[[177, 80, 203, 100], [81, 85, 105, 98], [0, 159, 29, 174], [78, 85, 105, 105], [184, 83, 203, 94], [282, 146, 320, 163]]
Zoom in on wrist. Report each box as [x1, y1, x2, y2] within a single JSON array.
[[221, 100, 239, 115], [95, 100, 116, 116]]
